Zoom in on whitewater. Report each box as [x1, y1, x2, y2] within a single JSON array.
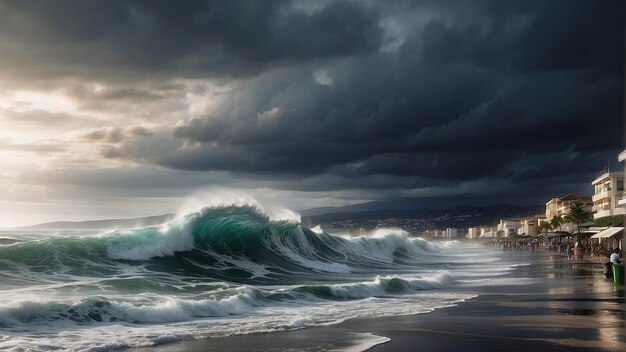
[[0, 200, 517, 351]]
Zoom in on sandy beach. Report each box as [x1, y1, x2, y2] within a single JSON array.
[[132, 250, 625, 352]]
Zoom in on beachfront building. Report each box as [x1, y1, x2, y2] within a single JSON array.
[[480, 226, 497, 237], [517, 216, 546, 236], [615, 151, 626, 250], [467, 227, 479, 239], [545, 193, 593, 232], [545, 193, 593, 219], [591, 170, 625, 219], [619, 151, 626, 209], [445, 228, 459, 239], [497, 219, 521, 237]]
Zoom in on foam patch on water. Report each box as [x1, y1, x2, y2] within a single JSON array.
[[332, 332, 391, 352]]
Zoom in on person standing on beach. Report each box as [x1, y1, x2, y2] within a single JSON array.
[[566, 243, 572, 260], [610, 248, 622, 264]]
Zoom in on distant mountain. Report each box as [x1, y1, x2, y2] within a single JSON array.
[[19, 214, 175, 230], [300, 198, 438, 216]]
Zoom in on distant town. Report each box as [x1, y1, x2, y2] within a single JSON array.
[[313, 152, 626, 251]]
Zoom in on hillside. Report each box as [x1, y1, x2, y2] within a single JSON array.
[[19, 214, 175, 230], [301, 204, 543, 233]]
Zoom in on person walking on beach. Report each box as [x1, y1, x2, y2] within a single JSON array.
[[566, 243, 572, 260], [574, 242, 582, 261]]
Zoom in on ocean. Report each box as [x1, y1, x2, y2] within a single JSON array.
[[0, 204, 517, 351]]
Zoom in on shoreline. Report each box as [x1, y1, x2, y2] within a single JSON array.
[[131, 250, 625, 352]]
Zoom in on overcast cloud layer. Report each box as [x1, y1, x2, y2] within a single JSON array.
[[0, 0, 623, 226]]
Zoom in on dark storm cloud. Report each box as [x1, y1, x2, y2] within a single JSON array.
[[406, 74, 622, 153], [158, 141, 371, 175], [159, 0, 623, 201], [0, 0, 384, 80], [512, 0, 623, 74]]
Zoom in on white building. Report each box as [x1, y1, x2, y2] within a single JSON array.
[[445, 228, 459, 239], [546, 193, 593, 219], [620, 151, 626, 208], [497, 219, 521, 237], [516, 216, 545, 235], [545, 192, 593, 232], [467, 227, 479, 239], [480, 226, 497, 237], [591, 171, 625, 219]]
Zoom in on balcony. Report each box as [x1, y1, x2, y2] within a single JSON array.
[[556, 206, 568, 214], [619, 149, 626, 162], [592, 172, 611, 185], [594, 209, 613, 219], [593, 207, 626, 219], [592, 204, 610, 212], [592, 191, 611, 202], [618, 197, 626, 207]]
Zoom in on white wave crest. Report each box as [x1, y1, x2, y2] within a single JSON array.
[[96, 295, 253, 323], [176, 187, 300, 222], [328, 272, 452, 298], [320, 228, 441, 266], [0, 292, 255, 326]]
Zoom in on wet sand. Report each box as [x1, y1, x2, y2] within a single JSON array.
[[132, 251, 625, 352]]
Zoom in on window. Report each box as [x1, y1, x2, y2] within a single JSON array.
[[618, 180, 624, 192], [603, 181, 612, 191]]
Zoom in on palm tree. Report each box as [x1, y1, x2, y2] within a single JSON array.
[[536, 220, 550, 249], [549, 215, 564, 232], [538, 220, 549, 234], [564, 203, 592, 241]]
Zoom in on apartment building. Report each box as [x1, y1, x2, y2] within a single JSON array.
[[497, 219, 521, 236], [518, 216, 546, 235], [445, 228, 459, 239], [545, 193, 593, 219], [544, 193, 593, 232], [620, 150, 626, 208], [591, 171, 625, 219], [467, 227, 479, 239]]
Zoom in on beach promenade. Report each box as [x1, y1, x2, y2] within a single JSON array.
[[133, 250, 625, 352]]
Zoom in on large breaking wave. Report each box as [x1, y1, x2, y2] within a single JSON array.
[[0, 205, 443, 281]]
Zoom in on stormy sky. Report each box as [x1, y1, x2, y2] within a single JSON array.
[[0, 0, 623, 226]]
